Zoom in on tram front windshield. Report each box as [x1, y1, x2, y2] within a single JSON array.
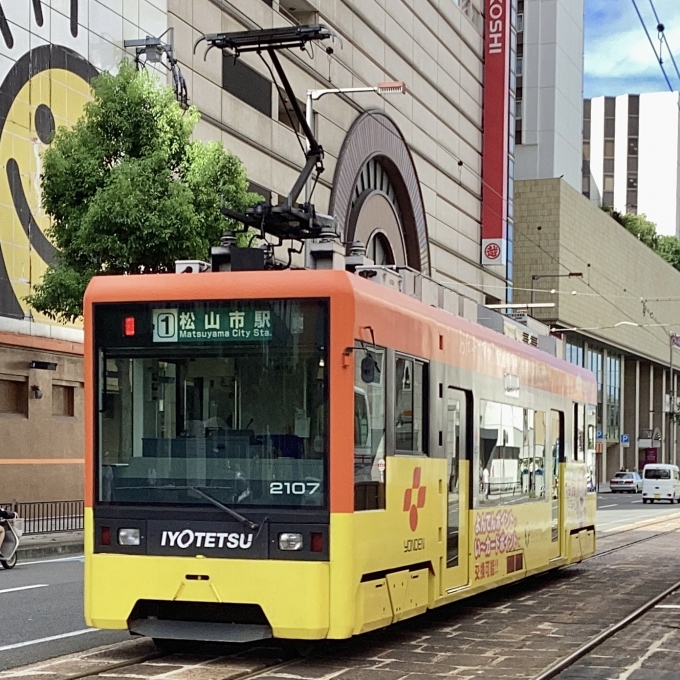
[[95, 299, 328, 508]]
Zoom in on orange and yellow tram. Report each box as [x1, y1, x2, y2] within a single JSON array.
[[84, 268, 596, 643]]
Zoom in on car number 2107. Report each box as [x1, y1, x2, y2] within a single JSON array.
[[269, 482, 320, 496]]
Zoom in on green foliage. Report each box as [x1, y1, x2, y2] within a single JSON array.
[[618, 212, 659, 250], [603, 206, 680, 272], [656, 235, 680, 270], [28, 61, 257, 323]]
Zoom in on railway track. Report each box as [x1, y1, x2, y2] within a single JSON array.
[[4, 515, 680, 680], [52, 654, 298, 680], [532, 577, 680, 680]]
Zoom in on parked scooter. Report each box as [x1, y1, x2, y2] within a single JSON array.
[[0, 512, 23, 569]]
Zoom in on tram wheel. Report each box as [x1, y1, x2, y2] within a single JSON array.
[[293, 640, 323, 658], [152, 638, 179, 653]]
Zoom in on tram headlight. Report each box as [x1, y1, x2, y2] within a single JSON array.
[[118, 528, 141, 546], [278, 532, 303, 551]]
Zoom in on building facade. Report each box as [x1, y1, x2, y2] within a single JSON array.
[[583, 92, 680, 237], [0, 0, 522, 501], [0, 0, 167, 502], [514, 0, 584, 193], [514, 178, 680, 484]]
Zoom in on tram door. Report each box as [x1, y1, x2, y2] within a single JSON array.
[[549, 410, 564, 560], [442, 388, 470, 593]]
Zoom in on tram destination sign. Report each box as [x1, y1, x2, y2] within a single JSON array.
[[152, 308, 273, 343]]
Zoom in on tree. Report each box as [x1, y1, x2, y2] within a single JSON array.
[[618, 212, 659, 250], [604, 206, 680, 273], [656, 235, 680, 270], [28, 61, 257, 323]]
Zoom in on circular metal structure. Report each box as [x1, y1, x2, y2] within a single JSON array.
[[329, 110, 430, 273]]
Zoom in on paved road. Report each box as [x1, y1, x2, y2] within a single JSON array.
[[0, 555, 127, 672], [596, 487, 680, 533], [1, 494, 677, 673]]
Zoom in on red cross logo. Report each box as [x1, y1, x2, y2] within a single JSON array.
[[403, 467, 426, 531]]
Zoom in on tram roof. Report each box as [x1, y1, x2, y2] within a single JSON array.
[[84, 269, 596, 391]]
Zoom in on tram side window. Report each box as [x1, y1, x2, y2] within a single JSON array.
[[586, 404, 596, 491], [573, 403, 586, 461], [355, 347, 386, 510], [395, 356, 428, 454], [479, 400, 546, 506]]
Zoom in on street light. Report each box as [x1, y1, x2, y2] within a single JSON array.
[[304, 82, 406, 202], [530, 272, 583, 304]]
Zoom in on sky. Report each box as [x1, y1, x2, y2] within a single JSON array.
[[585, 0, 680, 98]]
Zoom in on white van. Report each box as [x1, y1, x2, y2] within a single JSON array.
[[642, 464, 680, 504]]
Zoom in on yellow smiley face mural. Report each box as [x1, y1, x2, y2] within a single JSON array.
[[0, 43, 97, 322]]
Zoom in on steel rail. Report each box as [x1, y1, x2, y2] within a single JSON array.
[[588, 530, 671, 560], [49, 651, 299, 680], [532, 577, 680, 680]]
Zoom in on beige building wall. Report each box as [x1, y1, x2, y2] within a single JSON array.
[[514, 178, 680, 366], [169, 0, 500, 300], [0, 336, 84, 502]]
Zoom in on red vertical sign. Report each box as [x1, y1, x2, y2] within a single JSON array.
[[482, 0, 511, 267]]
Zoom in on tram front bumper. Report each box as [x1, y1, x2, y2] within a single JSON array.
[[85, 553, 330, 640]]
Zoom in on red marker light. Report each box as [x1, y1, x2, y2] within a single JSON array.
[[101, 526, 111, 546], [123, 316, 135, 336], [310, 532, 323, 553]]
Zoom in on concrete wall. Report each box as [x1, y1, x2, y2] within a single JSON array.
[[0, 336, 84, 502], [516, 0, 584, 191], [515, 178, 680, 366], [169, 0, 499, 295]]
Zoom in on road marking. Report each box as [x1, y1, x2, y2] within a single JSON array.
[[0, 628, 100, 652], [600, 510, 680, 532], [0, 584, 48, 595], [655, 604, 680, 609], [599, 504, 618, 508], [21, 555, 84, 566]]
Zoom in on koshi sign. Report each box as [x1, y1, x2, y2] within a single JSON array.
[[481, 0, 511, 267]]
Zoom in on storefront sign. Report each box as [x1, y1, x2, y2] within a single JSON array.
[[481, 0, 510, 267]]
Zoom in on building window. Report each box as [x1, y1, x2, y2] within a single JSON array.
[[565, 338, 584, 367], [603, 176, 615, 192], [517, 12, 524, 32], [52, 384, 75, 417], [606, 354, 621, 441], [0, 377, 27, 415], [603, 191, 614, 207], [277, 93, 309, 134], [587, 349, 603, 428], [279, 0, 318, 25], [222, 55, 272, 117], [516, 57, 523, 76], [516, 99, 522, 119]]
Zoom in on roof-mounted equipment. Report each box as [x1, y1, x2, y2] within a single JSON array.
[[195, 25, 340, 245]]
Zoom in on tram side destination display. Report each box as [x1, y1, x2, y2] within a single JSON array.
[[153, 308, 273, 343]]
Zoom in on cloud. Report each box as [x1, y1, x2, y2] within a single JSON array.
[[585, 0, 680, 97]]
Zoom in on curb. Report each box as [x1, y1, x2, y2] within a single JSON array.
[[17, 541, 83, 560]]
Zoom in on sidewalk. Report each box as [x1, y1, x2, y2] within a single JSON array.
[[16, 530, 83, 560]]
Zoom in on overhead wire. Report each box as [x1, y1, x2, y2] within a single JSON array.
[[648, 0, 680, 85], [630, 0, 675, 91]]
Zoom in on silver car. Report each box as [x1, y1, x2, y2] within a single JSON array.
[[609, 471, 642, 493]]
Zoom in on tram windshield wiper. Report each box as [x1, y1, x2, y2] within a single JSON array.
[[117, 485, 260, 532], [187, 486, 259, 532]]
